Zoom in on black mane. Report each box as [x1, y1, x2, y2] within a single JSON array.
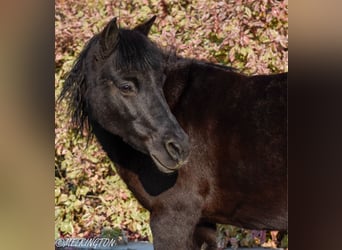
[[59, 35, 99, 135]]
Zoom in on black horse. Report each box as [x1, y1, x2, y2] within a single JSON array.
[[60, 16, 287, 250]]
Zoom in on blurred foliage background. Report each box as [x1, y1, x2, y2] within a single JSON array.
[[55, 0, 287, 248]]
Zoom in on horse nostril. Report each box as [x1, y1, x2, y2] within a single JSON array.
[[165, 140, 183, 161]]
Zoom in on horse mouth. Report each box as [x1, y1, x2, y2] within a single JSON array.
[[150, 154, 181, 174]]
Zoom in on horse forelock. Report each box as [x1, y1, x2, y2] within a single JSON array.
[[112, 29, 164, 71]]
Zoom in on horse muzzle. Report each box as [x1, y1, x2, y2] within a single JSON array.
[[149, 133, 190, 173]]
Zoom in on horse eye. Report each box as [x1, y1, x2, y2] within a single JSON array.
[[118, 82, 135, 95]]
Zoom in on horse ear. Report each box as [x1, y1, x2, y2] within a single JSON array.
[[134, 15, 157, 36], [100, 17, 119, 55]]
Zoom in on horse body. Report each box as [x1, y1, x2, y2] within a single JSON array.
[[166, 62, 287, 230], [60, 16, 287, 249]]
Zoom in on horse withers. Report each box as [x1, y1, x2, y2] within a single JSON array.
[[60, 16, 287, 249]]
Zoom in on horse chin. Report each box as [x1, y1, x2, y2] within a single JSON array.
[[150, 153, 181, 174]]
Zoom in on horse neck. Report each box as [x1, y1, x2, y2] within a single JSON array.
[[163, 58, 239, 109], [163, 58, 192, 109]]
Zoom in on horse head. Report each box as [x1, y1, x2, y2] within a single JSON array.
[[61, 16, 190, 173]]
